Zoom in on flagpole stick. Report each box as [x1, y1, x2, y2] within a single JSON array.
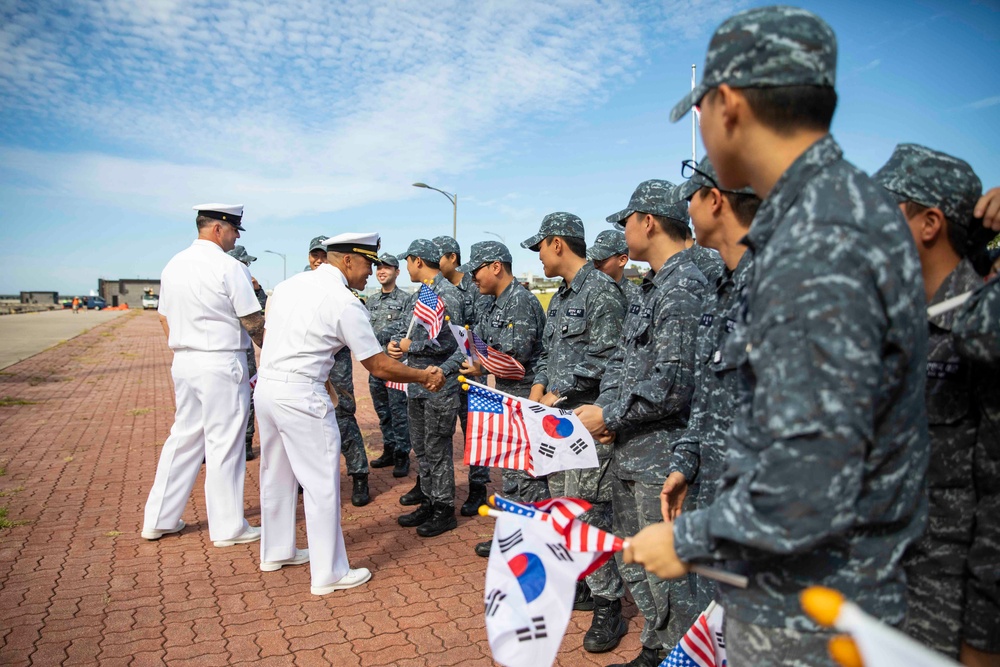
[[619, 539, 749, 589], [458, 375, 525, 403], [404, 314, 418, 339]]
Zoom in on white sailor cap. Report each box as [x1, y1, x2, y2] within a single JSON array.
[[193, 203, 245, 231], [322, 232, 382, 263]]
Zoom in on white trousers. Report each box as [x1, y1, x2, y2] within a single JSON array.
[[143, 350, 251, 541], [254, 371, 349, 588]]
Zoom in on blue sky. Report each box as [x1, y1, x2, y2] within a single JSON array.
[[1, 0, 998, 294]]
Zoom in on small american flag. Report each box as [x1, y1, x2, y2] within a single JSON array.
[[470, 330, 525, 380], [414, 284, 446, 339], [464, 384, 532, 473], [660, 602, 726, 667]]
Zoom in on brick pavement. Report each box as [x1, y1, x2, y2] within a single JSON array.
[[0, 311, 643, 666]]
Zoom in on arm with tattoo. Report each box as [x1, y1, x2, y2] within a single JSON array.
[[238, 311, 266, 349]]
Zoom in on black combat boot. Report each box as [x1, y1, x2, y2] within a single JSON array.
[[398, 499, 433, 527], [399, 477, 425, 506], [416, 503, 457, 537], [573, 580, 595, 611], [460, 482, 488, 517], [474, 541, 492, 558], [369, 449, 394, 469], [245, 439, 256, 461], [350, 474, 370, 507], [608, 646, 664, 667], [392, 452, 410, 478], [583, 597, 627, 653]]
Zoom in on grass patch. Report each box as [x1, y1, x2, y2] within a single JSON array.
[[0, 397, 37, 407], [0, 487, 24, 498], [0, 507, 30, 530], [126, 408, 152, 417]]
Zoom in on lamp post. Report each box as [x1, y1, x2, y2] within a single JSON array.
[[264, 250, 286, 281], [483, 231, 505, 244], [412, 182, 457, 239]]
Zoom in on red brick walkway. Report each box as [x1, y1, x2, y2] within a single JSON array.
[[0, 311, 642, 666]]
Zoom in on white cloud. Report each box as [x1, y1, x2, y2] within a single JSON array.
[[965, 95, 1000, 110], [0, 0, 743, 217]]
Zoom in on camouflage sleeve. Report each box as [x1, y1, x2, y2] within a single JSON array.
[[600, 288, 700, 434], [406, 287, 461, 358], [673, 237, 889, 562], [533, 323, 552, 390], [953, 276, 1000, 365], [558, 288, 625, 399], [390, 291, 418, 344], [669, 364, 707, 483], [963, 378, 1000, 650], [504, 295, 545, 367]]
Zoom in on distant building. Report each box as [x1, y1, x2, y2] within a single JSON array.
[[98, 279, 160, 309], [624, 265, 646, 283], [20, 291, 59, 304]]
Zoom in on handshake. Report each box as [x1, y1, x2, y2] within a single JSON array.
[[418, 366, 445, 392]]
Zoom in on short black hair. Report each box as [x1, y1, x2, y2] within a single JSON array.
[[904, 201, 970, 258], [422, 257, 441, 270], [698, 188, 761, 228], [444, 251, 461, 266], [648, 214, 688, 242], [735, 85, 838, 135], [546, 235, 587, 260], [501, 261, 513, 274]]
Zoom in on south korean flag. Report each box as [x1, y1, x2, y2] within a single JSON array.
[[484, 511, 595, 667], [521, 402, 598, 477]]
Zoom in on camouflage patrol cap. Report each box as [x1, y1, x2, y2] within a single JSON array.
[[670, 6, 837, 123], [432, 235, 461, 257], [872, 143, 983, 231], [520, 212, 586, 251], [607, 180, 687, 231], [676, 156, 757, 201], [377, 252, 399, 268], [587, 230, 629, 261], [226, 245, 257, 265], [397, 238, 442, 263], [457, 241, 514, 274], [309, 236, 328, 252]]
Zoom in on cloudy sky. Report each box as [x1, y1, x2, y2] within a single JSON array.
[[1, 0, 998, 294]]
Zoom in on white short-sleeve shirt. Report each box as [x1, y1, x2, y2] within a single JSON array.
[[157, 239, 262, 351], [259, 263, 383, 382]]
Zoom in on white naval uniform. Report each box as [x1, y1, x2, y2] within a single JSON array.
[[143, 239, 263, 542], [255, 263, 383, 588]]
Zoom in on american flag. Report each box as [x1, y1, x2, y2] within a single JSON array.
[[249, 373, 258, 390], [464, 384, 532, 473], [387, 379, 407, 392], [413, 284, 446, 339], [661, 602, 726, 667], [470, 330, 525, 380]]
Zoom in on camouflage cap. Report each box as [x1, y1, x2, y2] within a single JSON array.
[[309, 236, 328, 252], [676, 156, 757, 201], [670, 6, 837, 123], [607, 180, 687, 230], [872, 143, 983, 231], [587, 230, 629, 261], [377, 252, 400, 268], [432, 235, 461, 257], [457, 241, 514, 274], [520, 212, 586, 250], [226, 245, 257, 265], [397, 238, 442, 263]]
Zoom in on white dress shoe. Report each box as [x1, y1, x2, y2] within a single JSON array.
[[213, 525, 261, 547], [141, 519, 186, 540], [261, 548, 310, 572], [310, 568, 372, 595]]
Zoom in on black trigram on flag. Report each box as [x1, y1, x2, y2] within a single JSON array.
[[716, 629, 726, 649], [498, 529, 523, 553], [528, 404, 546, 414], [485, 588, 506, 617], [558, 408, 573, 416], [546, 542, 573, 562], [515, 616, 548, 642], [538, 442, 556, 458], [570, 438, 588, 455]]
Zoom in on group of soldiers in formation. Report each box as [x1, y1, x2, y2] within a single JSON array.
[[139, 5, 1000, 667]]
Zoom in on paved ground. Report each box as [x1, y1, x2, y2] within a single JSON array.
[[0, 310, 644, 666], [0, 309, 129, 370]]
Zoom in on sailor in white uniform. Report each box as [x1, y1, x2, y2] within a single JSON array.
[[254, 232, 445, 595], [142, 204, 266, 547]]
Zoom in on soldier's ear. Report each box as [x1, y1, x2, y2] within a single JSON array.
[[921, 207, 948, 245]]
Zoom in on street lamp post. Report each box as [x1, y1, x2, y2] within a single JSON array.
[[483, 231, 505, 244], [264, 250, 287, 281], [412, 182, 457, 239]]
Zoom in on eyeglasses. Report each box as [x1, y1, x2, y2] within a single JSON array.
[[681, 159, 721, 191]]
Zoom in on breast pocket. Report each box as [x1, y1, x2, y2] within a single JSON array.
[[925, 355, 970, 425], [559, 315, 588, 340]]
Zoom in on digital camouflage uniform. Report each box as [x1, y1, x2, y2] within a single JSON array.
[[587, 229, 644, 307], [434, 235, 495, 488], [459, 241, 546, 502], [683, 244, 724, 289], [365, 256, 411, 459], [523, 213, 628, 603], [392, 240, 467, 508], [668, 11, 929, 666], [600, 185, 708, 653], [874, 143, 998, 657], [226, 245, 267, 454], [328, 346, 368, 476], [953, 276, 1000, 654]]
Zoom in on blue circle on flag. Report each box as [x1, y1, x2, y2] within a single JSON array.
[[507, 553, 546, 603]]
